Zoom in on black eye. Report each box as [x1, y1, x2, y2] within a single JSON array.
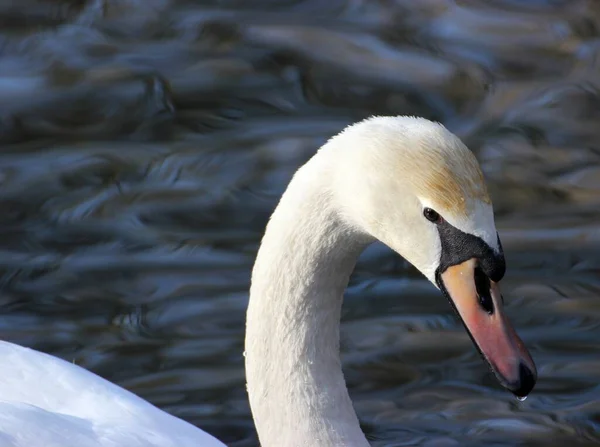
[[423, 207, 440, 223]]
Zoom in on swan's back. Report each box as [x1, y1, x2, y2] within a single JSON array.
[[0, 341, 224, 447]]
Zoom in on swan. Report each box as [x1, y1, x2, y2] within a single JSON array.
[[245, 116, 537, 446], [0, 116, 536, 447]]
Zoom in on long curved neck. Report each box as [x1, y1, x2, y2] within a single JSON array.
[[245, 156, 372, 447]]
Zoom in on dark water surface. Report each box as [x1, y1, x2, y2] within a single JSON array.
[[1, 0, 600, 446]]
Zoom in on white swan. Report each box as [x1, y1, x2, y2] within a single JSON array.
[[245, 116, 536, 446], [0, 116, 536, 447]]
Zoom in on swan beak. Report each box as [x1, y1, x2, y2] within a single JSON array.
[[440, 258, 537, 398]]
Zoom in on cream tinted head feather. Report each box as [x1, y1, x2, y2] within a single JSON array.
[[336, 116, 491, 217]]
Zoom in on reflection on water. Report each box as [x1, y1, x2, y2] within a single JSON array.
[[0, 0, 599, 445]]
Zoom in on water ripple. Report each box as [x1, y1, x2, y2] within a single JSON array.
[[0, 0, 598, 446]]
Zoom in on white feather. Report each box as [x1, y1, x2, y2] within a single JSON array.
[[0, 341, 225, 447]]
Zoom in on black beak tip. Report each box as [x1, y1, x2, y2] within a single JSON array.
[[511, 363, 537, 399]]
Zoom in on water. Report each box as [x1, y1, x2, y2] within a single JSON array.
[[0, 0, 599, 446]]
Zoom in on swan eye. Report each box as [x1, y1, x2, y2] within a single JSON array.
[[423, 207, 440, 223]]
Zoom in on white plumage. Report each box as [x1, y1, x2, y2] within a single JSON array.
[[0, 341, 225, 446]]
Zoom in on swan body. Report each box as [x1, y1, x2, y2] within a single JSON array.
[[0, 116, 535, 447], [0, 341, 225, 446]]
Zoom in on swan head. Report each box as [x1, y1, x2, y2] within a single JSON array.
[[328, 116, 537, 398]]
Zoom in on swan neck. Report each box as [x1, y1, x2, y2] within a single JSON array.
[[245, 159, 371, 447]]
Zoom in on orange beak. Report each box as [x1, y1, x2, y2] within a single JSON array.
[[440, 258, 537, 397]]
